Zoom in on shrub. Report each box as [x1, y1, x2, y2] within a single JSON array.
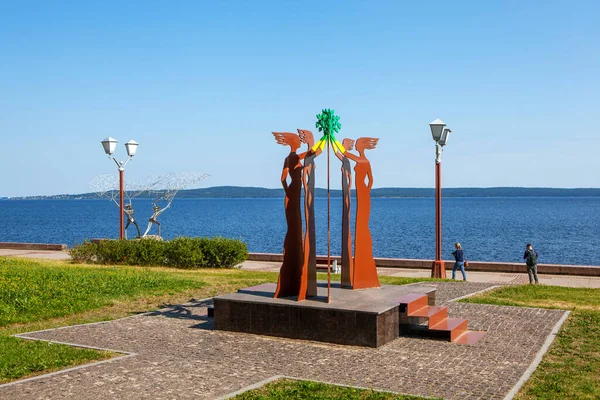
[[94, 239, 132, 264], [164, 237, 205, 268], [68, 240, 98, 263], [129, 238, 166, 266], [70, 236, 248, 269], [200, 236, 248, 268]]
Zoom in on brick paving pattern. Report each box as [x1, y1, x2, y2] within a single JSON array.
[[1, 282, 567, 400]]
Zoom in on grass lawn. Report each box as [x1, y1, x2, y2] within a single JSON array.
[[463, 285, 600, 400], [0, 335, 113, 382], [233, 378, 439, 400]]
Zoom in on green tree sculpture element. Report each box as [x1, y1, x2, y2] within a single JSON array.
[[313, 109, 345, 153]]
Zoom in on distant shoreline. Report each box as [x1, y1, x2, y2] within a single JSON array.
[[5, 186, 600, 200]]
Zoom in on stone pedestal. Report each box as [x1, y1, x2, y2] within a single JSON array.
[[214, 282, 435, 348]]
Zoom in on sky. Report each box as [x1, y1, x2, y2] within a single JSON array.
[[1, 0, 599, 197]]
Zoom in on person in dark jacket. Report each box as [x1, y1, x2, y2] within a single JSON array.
[[523, 243, 539, 284], [451, 242, 467, 281]]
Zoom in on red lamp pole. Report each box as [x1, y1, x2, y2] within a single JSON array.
[[101, 137, 138, 241], [119, 168, 125, 240], [432, 150, 446, 278], [429, 120, 450, 278]]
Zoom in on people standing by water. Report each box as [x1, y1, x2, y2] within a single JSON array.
[[451, 242, 467, 281], [523, 243, 539, 284]]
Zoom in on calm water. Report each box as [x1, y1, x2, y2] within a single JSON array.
[[1, 197, 599, 266]]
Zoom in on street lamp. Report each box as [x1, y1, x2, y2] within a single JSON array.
[[101, 137, 139, 240], [429, 119, 451, 278]]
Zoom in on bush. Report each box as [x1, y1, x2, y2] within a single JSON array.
[[200, 236, 248, 268], [165, 237, 205, 268], [70, 236, 248, 269], [68, 240, 98, 263], [129, 238, 166, 266]]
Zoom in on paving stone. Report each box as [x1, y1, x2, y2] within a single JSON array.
[[0, 283, 567, 399]]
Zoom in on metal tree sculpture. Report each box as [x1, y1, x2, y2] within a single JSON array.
[[314, 109, 347, 302]]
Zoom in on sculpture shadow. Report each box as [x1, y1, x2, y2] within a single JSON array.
[[144, 299, 215, 330]]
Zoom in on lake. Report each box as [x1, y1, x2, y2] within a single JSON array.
[[0, 197, 598, 265]]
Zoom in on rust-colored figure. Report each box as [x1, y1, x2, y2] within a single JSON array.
[[344, 137, 381, 289], [334, 138, 355, 288], [272, 132, 307, 299], [298, 129, 322, 298]]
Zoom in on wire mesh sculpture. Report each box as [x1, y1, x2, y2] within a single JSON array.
[[89, 172, 209, 239], [140, 172, 209, 237], [89, 174, 146, 239]]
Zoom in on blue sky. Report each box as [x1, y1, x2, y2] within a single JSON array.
[[1, 0, 598, 197]]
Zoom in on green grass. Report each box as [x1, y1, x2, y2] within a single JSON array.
[[233, 378, 438, 400], [0, 257, 206, 326], [0, 335, 112, 382], [463, 284, 600, 312], [462, 285, 600, 400]]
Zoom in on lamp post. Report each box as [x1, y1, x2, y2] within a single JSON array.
[[101, 137, 139, 240], [429, 119, 451, 278]]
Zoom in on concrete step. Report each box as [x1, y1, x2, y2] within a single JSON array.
[[453, 330, 487, 345], [408, 305, 448, 328], [430, 318, 468, 341], [396, 293, 429, 314]]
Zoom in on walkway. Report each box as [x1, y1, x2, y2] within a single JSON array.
[[3, 249, 600, 288], [241, 260, 600, 289], [1, 282, 568, 399]]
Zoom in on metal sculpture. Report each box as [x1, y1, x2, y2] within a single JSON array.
[[141, 172, 209, 238], [272, 110, 381, 301], [144, 203, 165, 237], [343, 137, 381, 289], [124, 204, 142, 238], [272, 132, 307, 299], [90, 174, 145, 240], [89, 174, 145, 209], [298, 129, 321, 298], [314, 109, 347, 301], [334, 138, 355, 288], [90, 172, 208, 239]]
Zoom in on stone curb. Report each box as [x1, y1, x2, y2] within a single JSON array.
[[0, 242, 67, 251], [448, 285, 501, 302], [503, 310, 571, 400]]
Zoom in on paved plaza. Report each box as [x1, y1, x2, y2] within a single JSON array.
[[1, 281, 568, 400]]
